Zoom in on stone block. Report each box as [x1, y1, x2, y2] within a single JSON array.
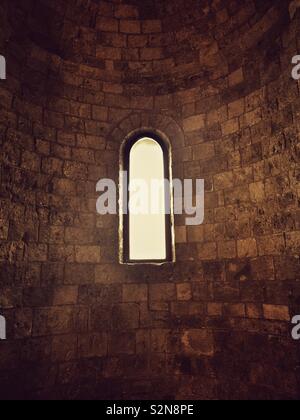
[[14, 308, 33, 338], [197, 242, 217, 261], [246, 304, 262, 319], [149, 284, 176, 302], [27, 244, 48, 262], [123, 284, 148, 302], [228, 98, 245, 118], [75, 246, 101, 263], [187, 226, 204, 243], [52, 335, 77, 362], [221, 118, 239, 136], [225, 186, 250, 205], [207, 303, 223, 316], [218, 241, 237, 259], [78, 333, 108, 358], [33, 307, 75, 336], [63, 161, 88, 181], [175, 226, 187, 244], [251, 257, 275, 281], [39, 226, 64, 245], [90, 306, 112, 331], [224, 303, 246, 318], [120, 20, 141, 34], [183, 114, 205, 132], [136, 330, 150, 354], [142, 20, 162, 33], [214, 171, 234, 191], [176, 283, 192, 301], [249, 181, 265, 202], [97, 17, 119, 32], [228, 68, 244, 86], [115, 4, 139, 19], [109, 332, 136, 355], [140, 48, 163, 61], [237, 238, 258, 258], [21, 151, 41, 172], [128, 34, 148, 48], [263, 305, 290, 321], [97, 46, 122, 61], [151, 329, 169, 353], [240, 108, 262, 128], [65, 228, 93, 245], [286, 231, 300, 255], [58, 131, 76, 147], [49, 245, 75, 263], [112, 304, 140, 330], [53, 286, 78, 306], [23, 287, 53, 307], [181, 329, 214, 357], [274, 256, 300, 281], [257, 235, 285, 256], [193, 143, 215, 161]]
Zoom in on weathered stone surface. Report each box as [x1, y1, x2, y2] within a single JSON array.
[[175, 283, 191, 301], [75, 246, 101, 264], [109, 332, 136, 355], [78, 333, 108, 358], [52, 335, 78, 362], [0, 0, 299, 401], [149, 284, 176, 302], [257, 235, 285, 256], [207, 303, 223, 317], [123, 284, 148, 302], [181, 329, 214, 357], [112, 304, 140, 330], [53, 286, 78, 306], [197, 242, 217, 261], [183, 115, 205, 132], [218, 241, 237, 259], [263, 305, 290, 321], [237, 238, 258, 258]]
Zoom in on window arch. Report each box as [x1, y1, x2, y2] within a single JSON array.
[[120, 132, 174, 264]]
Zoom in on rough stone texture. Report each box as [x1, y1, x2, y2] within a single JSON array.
[[0, 0, 300, 401]]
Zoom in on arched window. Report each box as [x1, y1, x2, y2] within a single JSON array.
[[120, 133, 174, 264]]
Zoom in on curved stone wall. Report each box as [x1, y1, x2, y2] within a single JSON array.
[[0, 0, 299, 400]]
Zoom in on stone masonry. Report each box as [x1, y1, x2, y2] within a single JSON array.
[[0, 0, 299, 400]]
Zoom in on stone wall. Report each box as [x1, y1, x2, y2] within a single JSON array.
[[0, 0, 299, 400]]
